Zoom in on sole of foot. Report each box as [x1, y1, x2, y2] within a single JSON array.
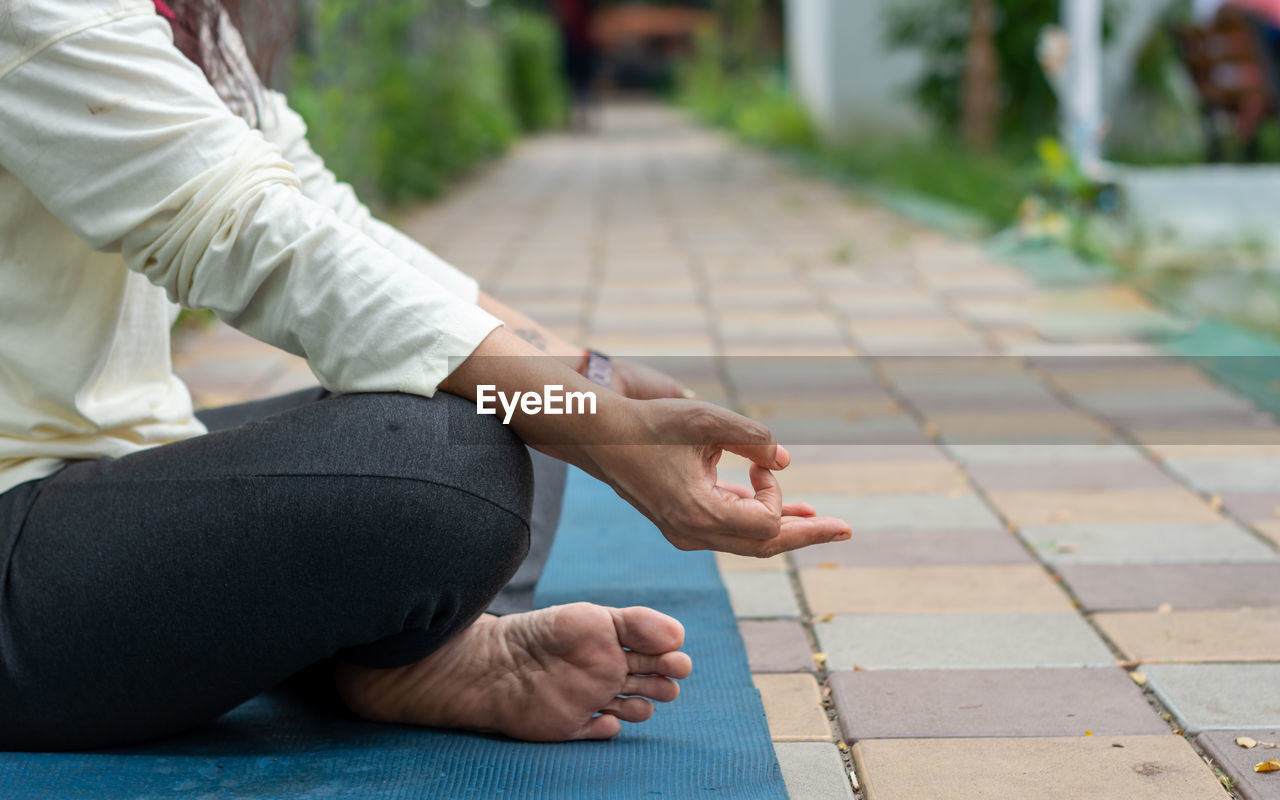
[[335, 602, 693, 741]]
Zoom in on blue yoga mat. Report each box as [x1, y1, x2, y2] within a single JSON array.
[[0, 469, 787, 800]]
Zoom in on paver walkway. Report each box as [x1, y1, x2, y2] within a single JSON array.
[[174, 104, 1280, 800]]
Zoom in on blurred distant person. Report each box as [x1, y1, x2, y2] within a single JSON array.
[[1196, 0, 1280, 25], [556, 0, 601, 130]]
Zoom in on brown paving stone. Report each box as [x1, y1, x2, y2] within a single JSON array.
[[853, 736, 1225, 800], [1058, 564, 1280, 611], [790, 529, 1031, 568], [926, 411, 1115, 444], [987, 489, 1224, 526], [800, 565, 1072, 615], [965, 461, 1180, 491], [1197, 730, 1280, 800], [752, 673, 833, 742], [1093, 609, 1280, 662], [1255, 521, 1280, 548], [831, 668, 1167, 739], [738, 621, 817, 673]]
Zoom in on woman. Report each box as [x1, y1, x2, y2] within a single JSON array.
[[0, 0, 850, 751]]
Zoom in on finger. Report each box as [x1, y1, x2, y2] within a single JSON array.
[[580, 713, 623, 739], [748, 464, 783, 518], [696, 406, 785, 469], [781, 501, 817, 517], [627, 650, 693, 679], [715, 482, 752, 499], [700, 515, 851, 557], [622, 675, 681, 702], [600, 697, 654, 723]]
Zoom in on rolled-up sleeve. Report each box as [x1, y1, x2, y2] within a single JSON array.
[[0, 8, 500, 396], [259, 89, 483, 304]]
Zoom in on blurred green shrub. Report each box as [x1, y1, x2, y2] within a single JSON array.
[[289, 1, 563, 207], [499, 11, 567, 131]]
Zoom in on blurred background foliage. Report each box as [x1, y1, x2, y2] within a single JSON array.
[[287, 0, 566, 207]]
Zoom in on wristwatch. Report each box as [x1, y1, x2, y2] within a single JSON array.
[[578, 349, 613, 387]]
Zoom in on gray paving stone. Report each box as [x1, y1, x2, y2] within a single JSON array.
[[831, 668, 1167, 740], [965, 462, 1179, 492], [790, 529, 1031, 568], [1221, 492, 1280, 524], [946, 442, 1144, 464], [814, 613, 1114, 670], [1164, 459, 1280, 493], [774, 742, 855, 800], [723, 571, 801, 618], [791, 495, 1003, 532], [1020, 523, 1280, 565], [739, 620, 816, 673], [781, 443, 950, 463], [1197, 729, 1280, 800], [1144, 664, 1280, 732], [1056, 564, 1280, 611]]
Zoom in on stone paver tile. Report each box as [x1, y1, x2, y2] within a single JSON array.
[[1094, 609, 1280, 662], [714, 551, 789, 573], [1133, 427, 1280, 447], [1147, 443, 1280, 460], [783, 443, 950, 462], [852, 736, 1226, 800], [752, 414, 930, 446], [831, 667, 1166, 739], [791, 529, 1031, 568], [753, 673, 833, 742], [1077, 387, 1258, 417], [1144, 664, 1280, 732], [723, 571, 800, 619], [1197, 730, 1280, 800], [1049, 364, 1218, 393], [769, 461, 967, 496], [800, 565, 1072, 615], [926, 412, 1116, 442], [1220, 493, 1280, 525], [1020, 523, 1279, 565], [774, 743, 854, 800], [1057, 564, 1280, 611], [1256, 522, 1280, 548], [738, 393, 901, 421], [790, 495, 1003, 532], [988, 489, 1223, 527], [814, 613, 1114, 670], [946, 442, 1144, 464], [1164, 459, 1280, 493], [739, 621, 817, 673], [965, 461, 1179, 491]]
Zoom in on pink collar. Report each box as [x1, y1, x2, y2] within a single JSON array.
[[153, 0, 177, 20]]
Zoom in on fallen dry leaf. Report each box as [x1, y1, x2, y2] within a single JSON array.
[[816, 613, 834, 623], [1239, 737, 1260, 749], [1084, 730, 1093, 737], [1209, 494, 1223, 510], [1156, 603, 1173, 614], [1129, 671, 1147, 687], [837, 740, 848, 752], [818, 561, 838, 570], [813, 652, 829, 667], [1255, 759, 1280, 773]]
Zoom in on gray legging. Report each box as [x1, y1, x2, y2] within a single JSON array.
[[0, 388, 567, 751]]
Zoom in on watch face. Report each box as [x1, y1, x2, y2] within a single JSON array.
[[586, 352, 613, 387]]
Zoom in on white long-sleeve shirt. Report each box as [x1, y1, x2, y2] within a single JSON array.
[[0, 0, 502, 495]]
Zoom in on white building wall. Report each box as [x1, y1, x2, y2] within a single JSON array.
[[785, 0, 928, 143]]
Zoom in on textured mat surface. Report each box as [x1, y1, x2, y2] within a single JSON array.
[[0, 469, 785, 799]]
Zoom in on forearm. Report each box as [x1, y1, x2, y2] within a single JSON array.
[[477, 291, 583, 365]]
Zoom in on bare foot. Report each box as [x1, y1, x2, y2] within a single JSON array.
[[335, 602, 692, 741]]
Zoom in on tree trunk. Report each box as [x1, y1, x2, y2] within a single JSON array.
[[962, 0, 1000, 152]]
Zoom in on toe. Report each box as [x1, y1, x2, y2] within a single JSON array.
[[579, 714, 623, 740], [626, 651, 693, 680], [622, 675, 680, 702], [611, 607, 685, 654], [600, 696, 655, 723]]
